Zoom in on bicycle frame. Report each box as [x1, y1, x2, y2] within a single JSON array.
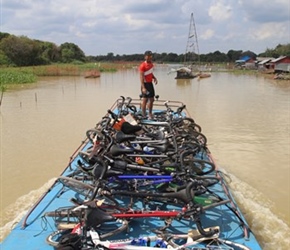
[[89, 226, 223, 250]]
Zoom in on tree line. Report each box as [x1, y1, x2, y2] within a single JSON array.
[[0, 32, 289, 67]]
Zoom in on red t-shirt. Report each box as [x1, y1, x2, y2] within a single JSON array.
[[139, 61, 154, 83]]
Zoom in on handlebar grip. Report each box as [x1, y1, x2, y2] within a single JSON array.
[[196, 220, 219, 237], [177, 104, 186, 114], [107, 109, 118, 120], [128, 105, 137, 113]]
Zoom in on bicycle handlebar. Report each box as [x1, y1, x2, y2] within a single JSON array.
[[176, 104, 186, 114], [107, 109, 118, 121]]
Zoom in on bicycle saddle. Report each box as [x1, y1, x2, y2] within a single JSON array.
[[115, 131, 136, 143], [110, 144, 134, 157], [121, 122, 142, 134], [85, 201, 117, 228], [147, 139, 169, 153]]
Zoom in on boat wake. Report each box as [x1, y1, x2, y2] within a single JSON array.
[[221, 169, 290, 250], [0, 178, 57, 242]]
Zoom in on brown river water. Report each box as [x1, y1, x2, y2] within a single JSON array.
[[0, 66, 289, 249]]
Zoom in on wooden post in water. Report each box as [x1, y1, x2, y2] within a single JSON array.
[[0, 91, 3, 107], [0, 84, 7, 107]]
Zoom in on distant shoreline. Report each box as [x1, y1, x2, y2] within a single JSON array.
[[1, 62, 288, 88]]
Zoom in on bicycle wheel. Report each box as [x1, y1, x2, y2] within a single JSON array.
[[46, 229, 71, 247], [175, 117, 202, 133], [95, 219, 129, 240], [180, 151, 215, 175], [188, 131, 207, 147], [167, 227, 220, 249], [86, 128, 103, 144], [193, 176, 220, 187], [58, 176, 95, 198]]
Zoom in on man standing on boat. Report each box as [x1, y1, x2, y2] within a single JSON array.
[[139, 50, 158, 119]]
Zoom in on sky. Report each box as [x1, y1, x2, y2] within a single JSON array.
[[1, 0, 289, 56]]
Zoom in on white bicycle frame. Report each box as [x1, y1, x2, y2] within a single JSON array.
[[89, 227, 221, 250]]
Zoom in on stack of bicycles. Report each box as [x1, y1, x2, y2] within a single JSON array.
[[37, 97, 262, 250]]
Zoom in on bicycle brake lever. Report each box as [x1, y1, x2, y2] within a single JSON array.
[[178, 204, 204, 220]]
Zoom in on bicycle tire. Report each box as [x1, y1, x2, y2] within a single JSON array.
[[46, 218, 128, 245], [96, 219, 129, 240], [175, 117, 202, 133], [188, 131, 207, 146], [45, 199, 124, 220], [56, 220, 129, 241], [180, 151, 215, 175], [186, 123, 202, 133], [175, 131, 206, 148], [86, 129, 102, 144], [167, 227, 220, 248], [46, 229, 71, 247], [58, 176, 95, 198], [193, 176, 220, 187]]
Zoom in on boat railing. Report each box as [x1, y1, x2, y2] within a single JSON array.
[[108, 97, 191, 117], [21, 136, 89, 229]]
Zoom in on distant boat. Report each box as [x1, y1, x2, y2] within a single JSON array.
[[174, 13, 200, 79], [175, 66, 197, 79], [273, 73, 290, 80], [84, 70, 101, 78], [197, 72, 211, 79]]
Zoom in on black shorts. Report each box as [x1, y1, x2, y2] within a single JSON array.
[[141, 82, 155, 98]]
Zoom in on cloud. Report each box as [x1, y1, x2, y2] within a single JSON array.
[[1, 0, 289, 55], [208, 2, 232, 22], [238, 0, 290, 23], [200, 29, 215, 40], [250, 22, 289, 41]]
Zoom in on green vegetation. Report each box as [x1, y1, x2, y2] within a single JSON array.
[[0, 68, 36, 84], [0, 62, 139, 86], [259, 44, 290, 58], [0, 32, 86, 66], [0, 31, 289, 88], [1, 32, 290, 68]]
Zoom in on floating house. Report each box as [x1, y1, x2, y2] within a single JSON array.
[[271, 56, 290, 73], [256, 57, 275, 72], [235, 56, 256, 69]]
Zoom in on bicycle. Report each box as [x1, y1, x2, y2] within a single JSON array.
[[48, 226, 221, 249], [75, 157, 219, 192], [78, 130, 209, 179], [79, 109, 207, 172], [45, 196, 230, 248]]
